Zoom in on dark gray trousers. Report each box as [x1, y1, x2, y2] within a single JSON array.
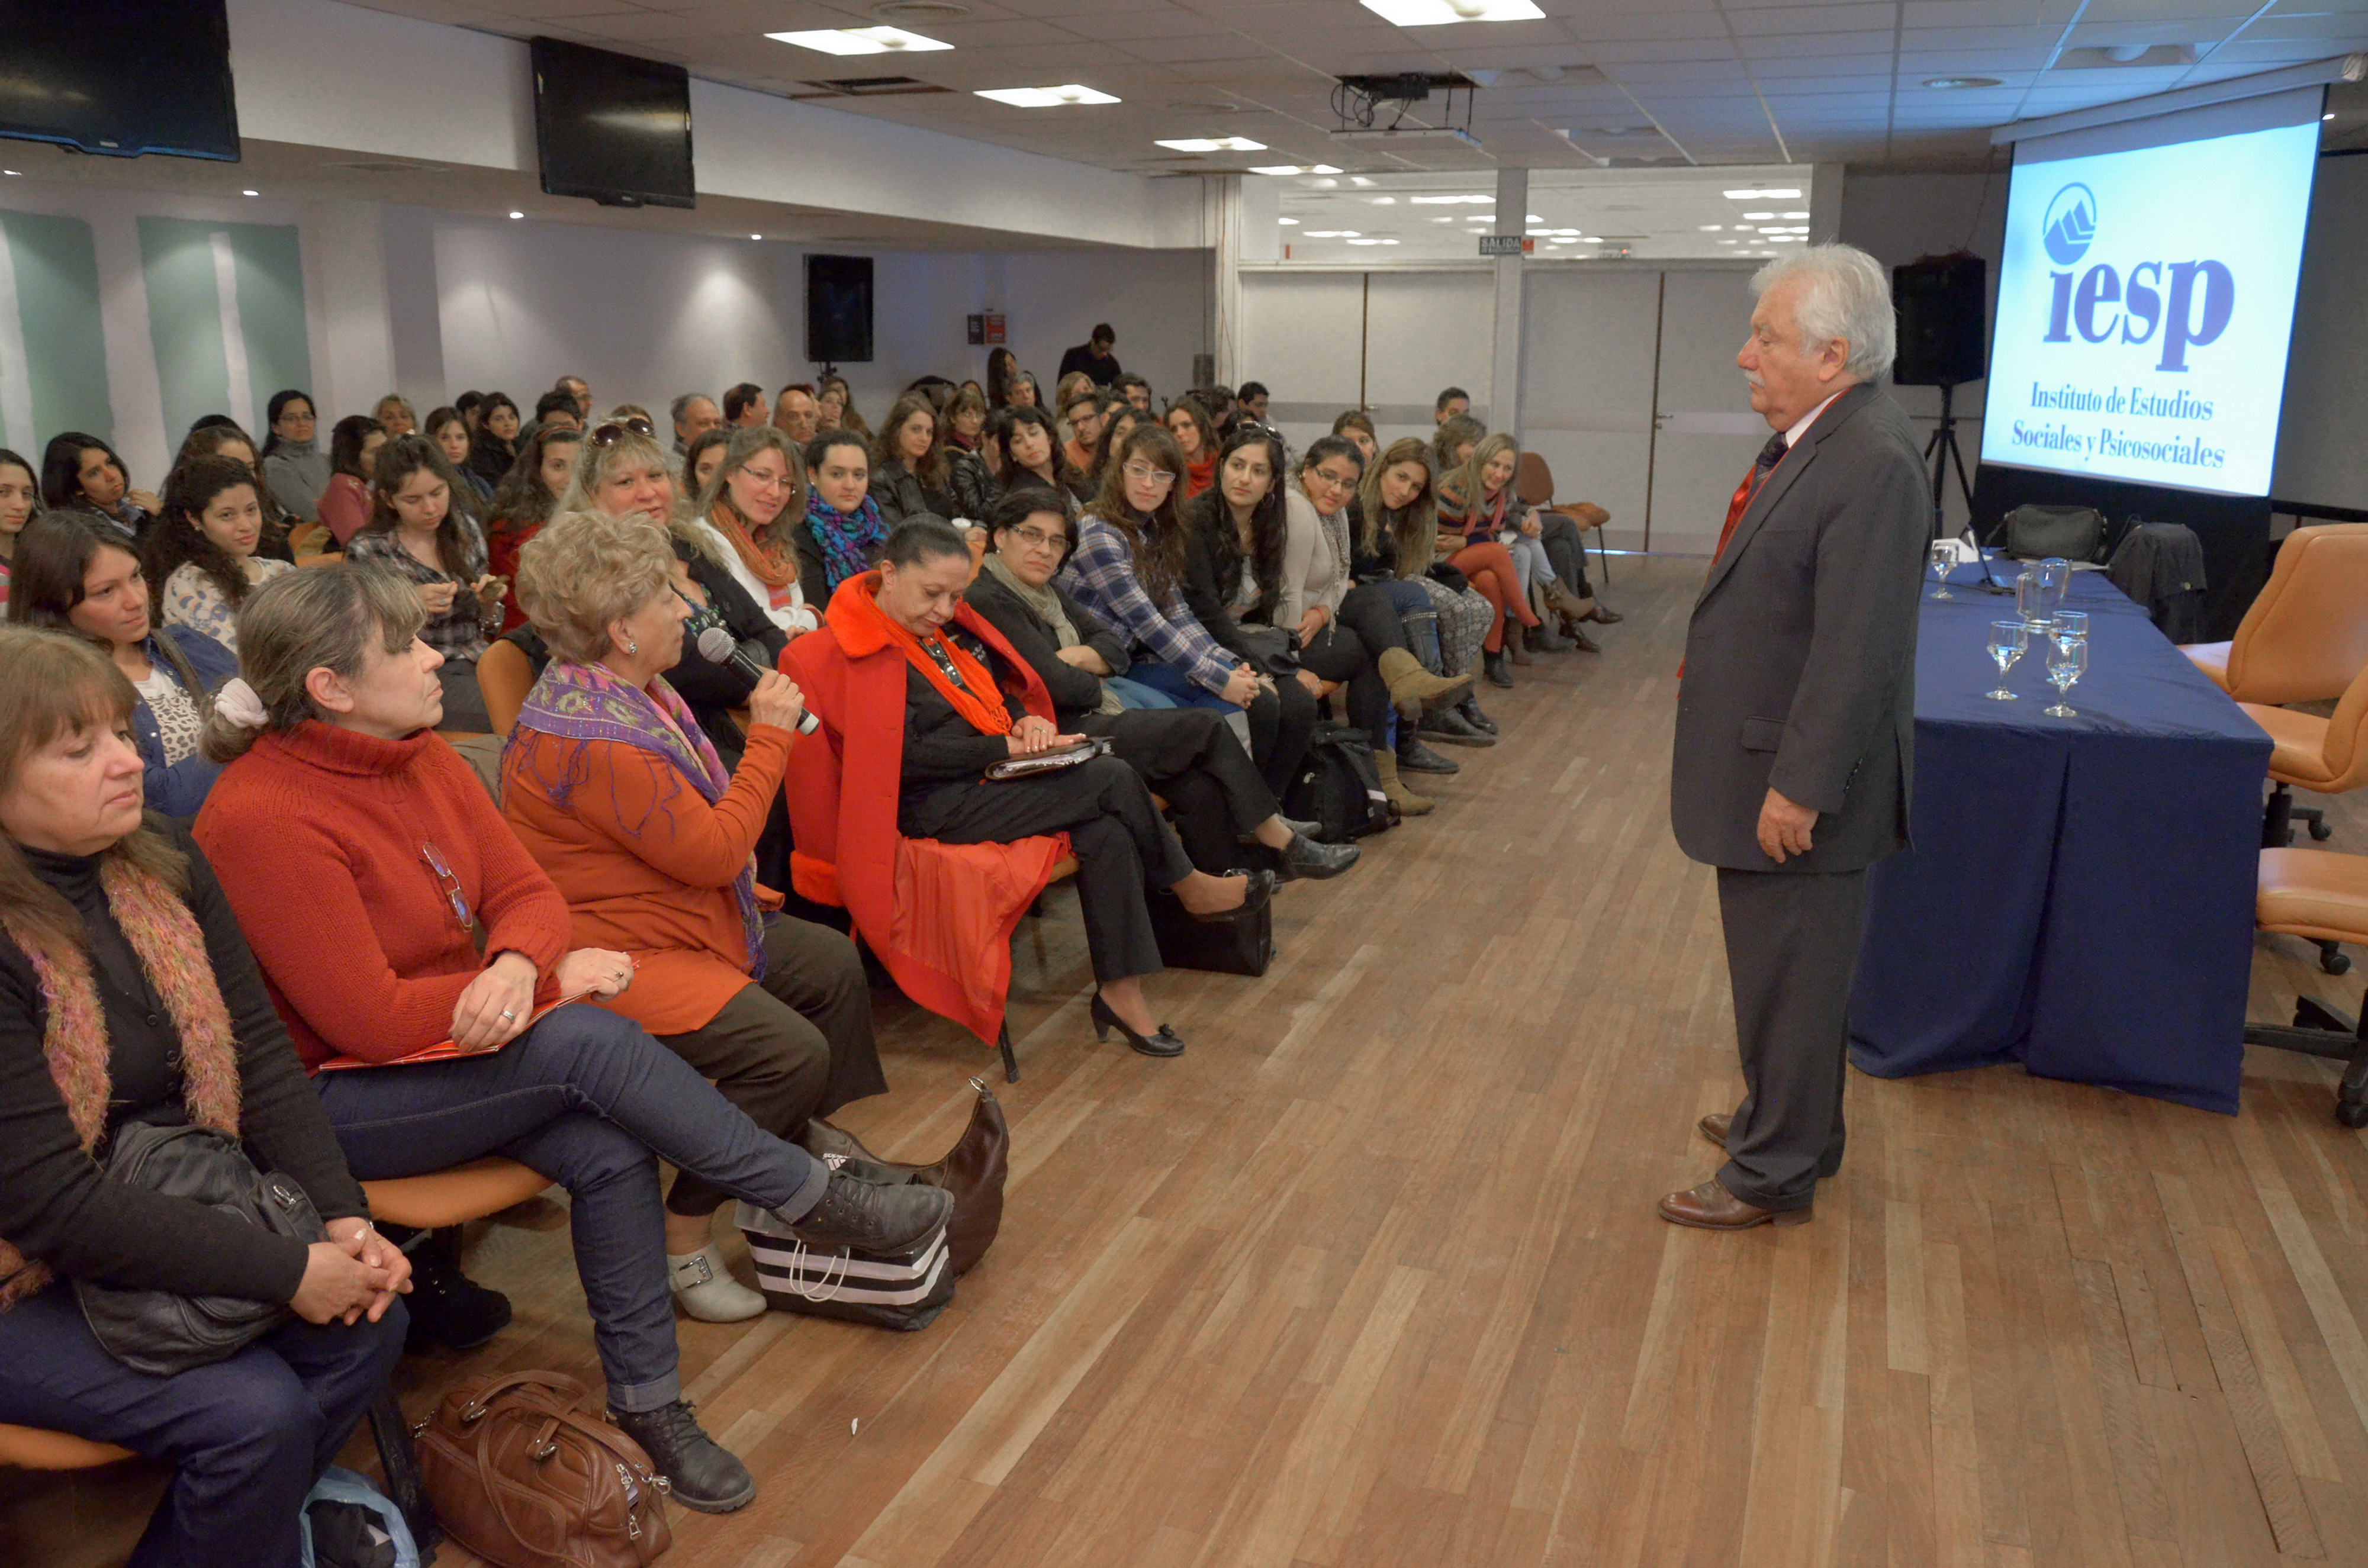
[[1714, 865, 1869, 1212]]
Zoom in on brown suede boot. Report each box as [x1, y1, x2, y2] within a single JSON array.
[[1374, 751, 1435, 816]]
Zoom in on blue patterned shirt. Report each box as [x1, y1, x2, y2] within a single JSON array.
[[1057, 511, 1239, 697]]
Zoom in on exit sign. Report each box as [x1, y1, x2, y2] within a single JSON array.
[[1477, 234, 1533, 257]]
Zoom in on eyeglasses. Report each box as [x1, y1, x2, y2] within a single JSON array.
[[587, 417, 655, 448], [421, 841, 471, 931], [1305, 467, 1359, 492], [1121, 462, 1177, 490], [1008, 524, 1068, 552]]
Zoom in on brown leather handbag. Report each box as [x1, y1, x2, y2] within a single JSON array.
[[415, 1371, 672, 1567]]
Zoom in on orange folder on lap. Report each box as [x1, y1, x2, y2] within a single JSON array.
[[314, 961, 637, 1071]]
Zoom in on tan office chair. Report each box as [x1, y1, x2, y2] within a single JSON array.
[[477, 635, 536, 738], [1513, 452, 1613, 584], [2183, 521, 2368, 701], [2250, 847, 2368, 1124], [2241, 656, 2368, 875]]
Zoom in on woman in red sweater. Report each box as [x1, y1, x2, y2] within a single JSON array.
[[502, 510, 887, 1324], [192, 564, 948, 1516]]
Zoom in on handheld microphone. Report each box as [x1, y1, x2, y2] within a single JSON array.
[[697, 626, 819, 735]]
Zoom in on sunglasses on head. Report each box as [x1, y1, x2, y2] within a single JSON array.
[[588, 417, 655, 448]]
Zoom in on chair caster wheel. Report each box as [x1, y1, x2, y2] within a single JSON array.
[[2321, 942, 2351, 976], [2338, 1100, 2368, 1129], [2311, 820, 2335, 841]]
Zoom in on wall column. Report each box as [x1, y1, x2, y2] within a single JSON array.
[[1211, 175, 1243, 388], [1488, 166, 1527, 436]]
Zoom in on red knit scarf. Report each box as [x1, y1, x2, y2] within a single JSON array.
[[0, 857, 242, 1309]]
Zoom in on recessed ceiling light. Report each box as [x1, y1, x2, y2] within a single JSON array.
[[1526, 214, 1542, 223], [1431, 216, 1456, 223], [1278, 217, 1299, 225], [242, 189, 259, 197], [1410, 194, 1492, 205], [1923, 76, 2001, 89], [509, 211, 524, 219], [1305, 230, 1362, 237], [1349, 176, 1375, 187], [1724, 188, 1801, 200], [750, 233, 763, 240], [1781, 210, 1809, 218], [2325, 111, 2337, 121], [1699, 224, 1721, 231], [1359, 0, 1545, 25], [1370, 196, 1397, 204], [1742, 211, 1775, 219], [976, 84, 1121, 107], [1347, 237, 1399, 245], [767, 25, 951, 54], [1156, 136, 1266, 152], [1249, 163, 1341, 175]]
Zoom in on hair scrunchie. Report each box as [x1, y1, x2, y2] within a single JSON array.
[[213, 677, 268, 730]]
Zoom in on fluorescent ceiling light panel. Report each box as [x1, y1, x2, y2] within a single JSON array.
[[1723, 187, 1801, 200], [1156, 136, 1266, 152], [1249, 164, 1341, 175], [1304, 230, 1362, 237], [1411, 194, 1492, 204], [1278, 217, 1299, 224], [767, 26, 951, 54], [1360, 0, 1544, 24], [976, 84, 1120, 107]]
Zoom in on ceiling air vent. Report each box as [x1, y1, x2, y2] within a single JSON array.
[[870, 0, 971, 18], [792, 76, 954, 98]]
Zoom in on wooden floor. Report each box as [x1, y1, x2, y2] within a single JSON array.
[[14, 553, 2368, 1567]]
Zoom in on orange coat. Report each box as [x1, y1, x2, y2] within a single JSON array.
[[502, 719, 794, 1037], [782, 573, 1066, 1043]]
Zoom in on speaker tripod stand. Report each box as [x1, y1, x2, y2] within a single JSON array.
[[1925, 381, 1977, 544]]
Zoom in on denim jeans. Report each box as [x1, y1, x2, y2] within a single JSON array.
[[1105, 675, 1179, 709], [1377, 578, 1441, 670], [1504, 531, 1552, 597], [314, 1004, 830, 1412], [0, 1284, 405, 1568]]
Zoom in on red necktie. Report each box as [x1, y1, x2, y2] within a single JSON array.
[[1710, 432, 1794, 566]]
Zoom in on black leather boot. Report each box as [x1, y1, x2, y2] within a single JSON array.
[[1397, 734, 1461, 775], [1483, 650, 1513, 688], [610, 1400, 755, 1514], [778, 1168, 951, 1253]]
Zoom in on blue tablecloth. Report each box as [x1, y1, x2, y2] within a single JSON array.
[[1846, 563, 2272, 1113]]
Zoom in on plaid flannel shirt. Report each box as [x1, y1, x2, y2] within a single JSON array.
[[1057, 512, 1239, 698]]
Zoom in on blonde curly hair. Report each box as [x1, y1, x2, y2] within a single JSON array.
[[515, 509, 677, 665]]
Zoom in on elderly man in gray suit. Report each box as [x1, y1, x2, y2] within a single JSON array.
[[1661, 244, 1931, 1231]]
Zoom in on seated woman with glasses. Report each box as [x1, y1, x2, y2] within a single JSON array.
[[1349, 437, 1498, 746], [787, 518, 1273, 1058], [194, 564, 948, 1515], [693, 424, 821, 636], [1060, 424, 1314, 800], [0, 626, 411, 1568], [502, 510, 887, 1324], [1275, 436, 1471, 816], [963, 490, 1357, 881], [345, 435, 504, 732]]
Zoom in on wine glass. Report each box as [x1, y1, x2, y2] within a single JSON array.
[[1928, 540, 1957, 600], [2015, 569, 2050, 632], [2036, 557, 2071, 622], [2044, 634, 2087, 717], [2051, 610, 2088, 651], [1986, 619, 2028, 700]]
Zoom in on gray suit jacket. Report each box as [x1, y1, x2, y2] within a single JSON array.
[[1671, 382, 1929, 873]]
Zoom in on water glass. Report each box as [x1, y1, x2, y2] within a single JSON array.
[[2015, 569, 2050, 632], [2051, 610, 2088, 651], [2044, 634, 2088, 717], [1928, 541, 1956, 600], [1986, 619, 2028, 700]]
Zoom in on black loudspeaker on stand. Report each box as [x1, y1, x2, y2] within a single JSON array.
[[1893, 253, 1986, 547]]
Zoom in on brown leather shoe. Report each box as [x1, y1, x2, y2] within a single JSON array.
[[1656, 1179, 1811, 1230], [1698, 1112, 1731, 1149]]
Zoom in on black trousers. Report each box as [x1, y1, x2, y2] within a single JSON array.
[[0, 1283, 406, 1568], [906, 754, 1195, 983], [1079, 706, 1280, 873], [1714, 866, 1870, 1212], [1537, 513, 1594, 597], [1241, 679, 1317, 800], [655, 915, 887, 1217], [1296, 583, 1409, 750]]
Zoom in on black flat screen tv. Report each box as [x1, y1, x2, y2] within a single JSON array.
[[0, 0, 239, 161], [807, 256, 874, 363], [530, 37, 696, 210]]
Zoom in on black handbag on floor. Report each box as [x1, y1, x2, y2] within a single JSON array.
[[73, 1122, 326, 1376], [1284, 722, 1395, 843], [1151, 888, 1274, 976]]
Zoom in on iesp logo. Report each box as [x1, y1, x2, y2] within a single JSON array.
[[2039, 181, 2230, 372]]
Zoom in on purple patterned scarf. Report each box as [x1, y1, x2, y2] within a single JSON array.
[[511, 658, 765, 979]]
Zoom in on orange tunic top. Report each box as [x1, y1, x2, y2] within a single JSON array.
[[501, 717, 795, 1037]]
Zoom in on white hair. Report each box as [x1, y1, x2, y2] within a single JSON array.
[[1749, 243, 1896, 382]]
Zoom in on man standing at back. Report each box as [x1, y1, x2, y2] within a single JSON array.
[[1058, 323, 1123, 386], [1662, 244, 1929, 1230]]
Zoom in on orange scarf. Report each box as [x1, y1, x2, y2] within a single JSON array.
[[835, 571, 1014, 736], [710, 494, 796, 591]]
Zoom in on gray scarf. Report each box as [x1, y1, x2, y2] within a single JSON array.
[[981, 552, 1123, 715]]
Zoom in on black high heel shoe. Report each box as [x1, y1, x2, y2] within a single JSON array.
[[1090, 991, 1185, 1057]]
